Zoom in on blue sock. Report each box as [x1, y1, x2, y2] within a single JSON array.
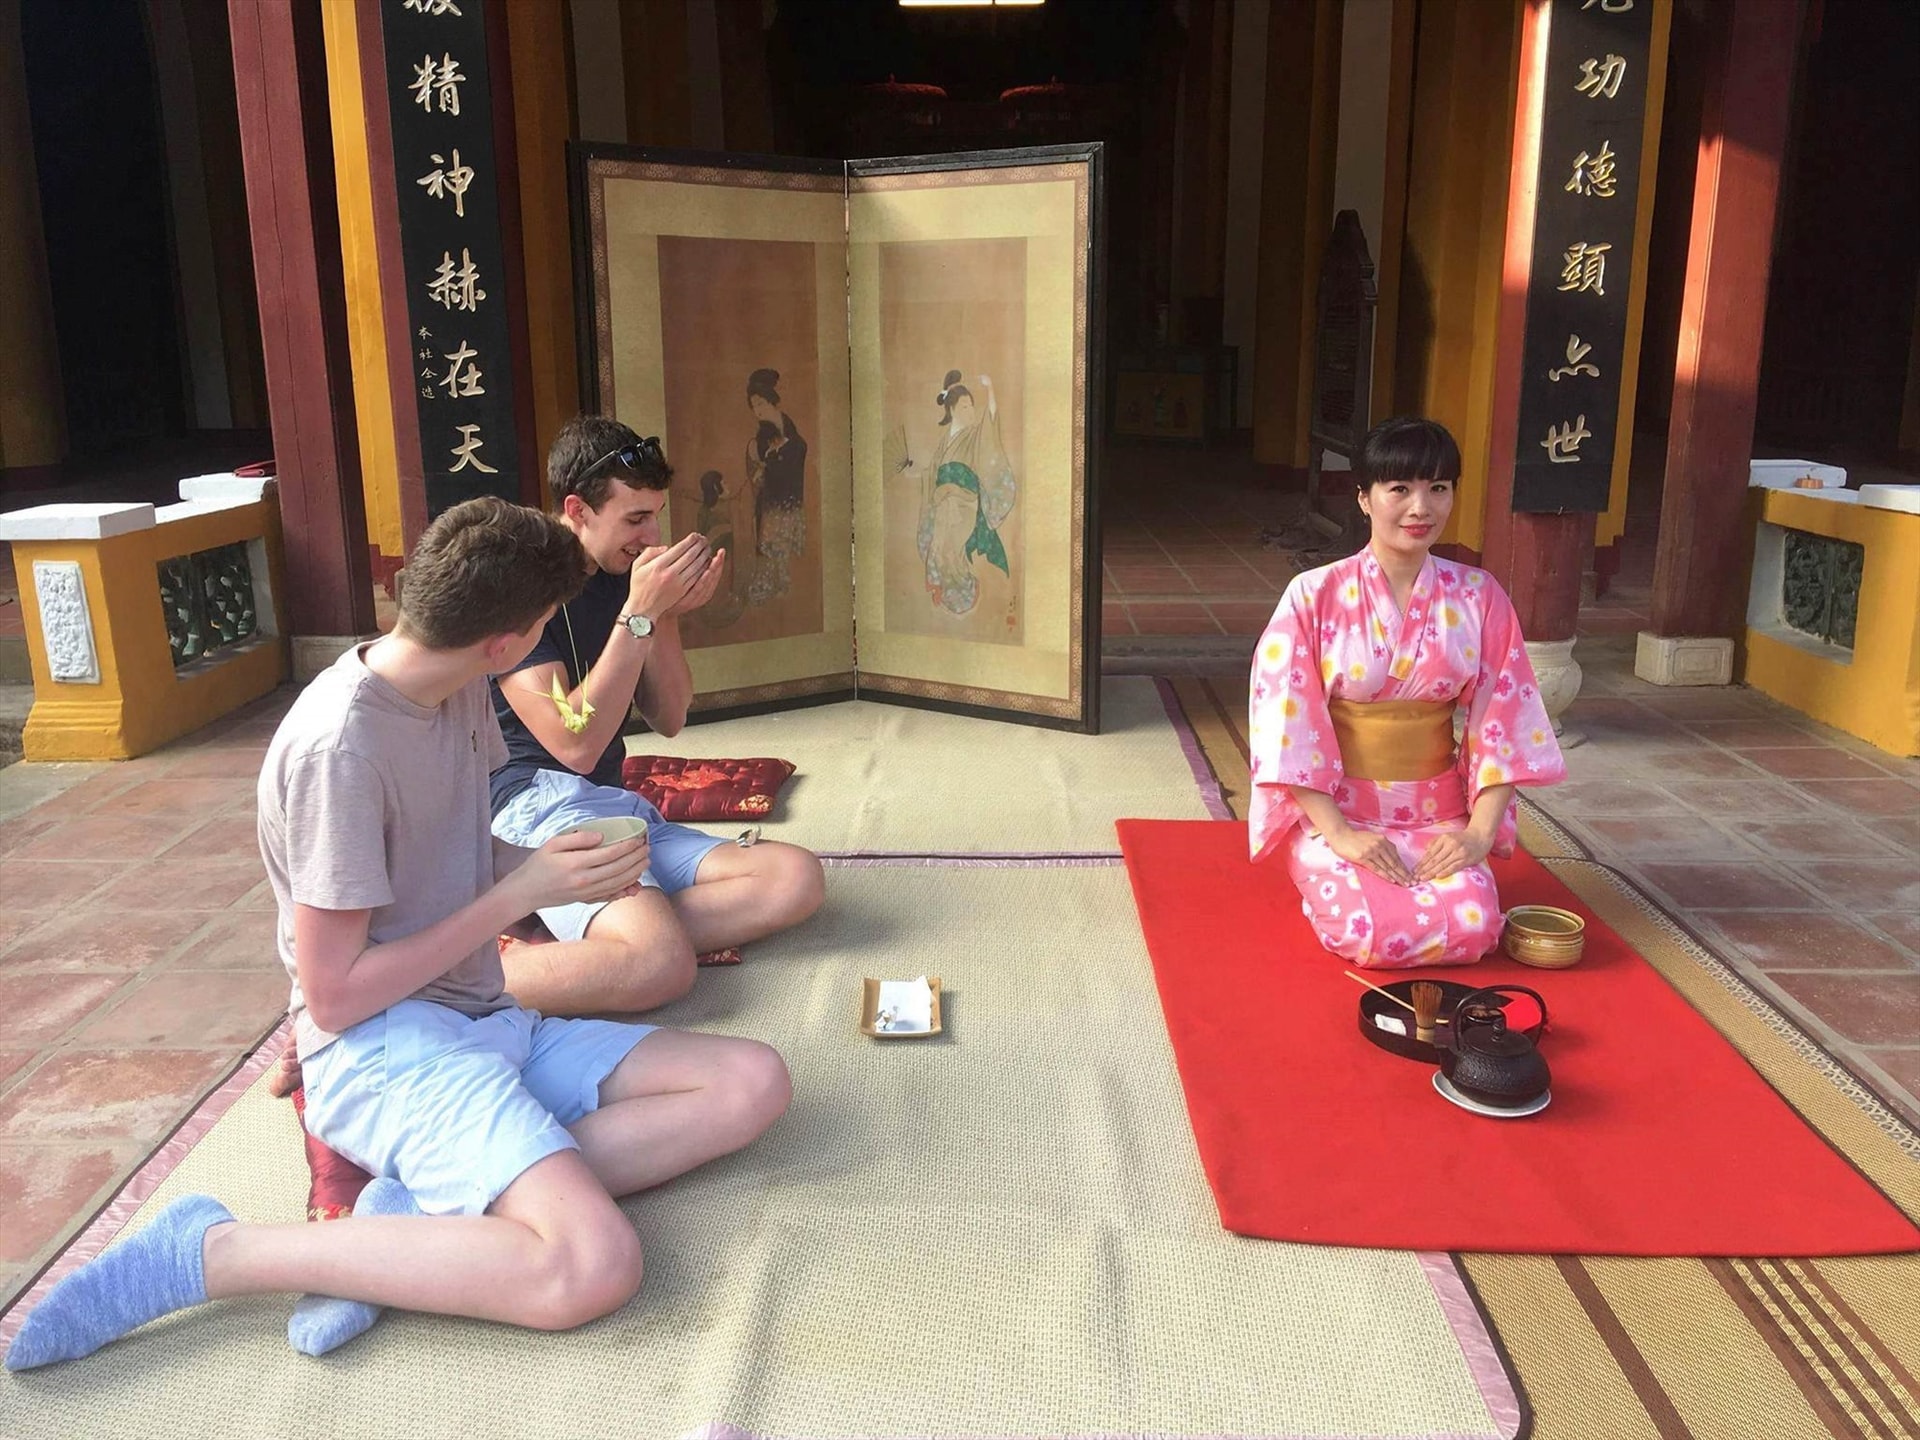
[[286, 1177, 421, 1357], [5, 1194, 233, 1371]]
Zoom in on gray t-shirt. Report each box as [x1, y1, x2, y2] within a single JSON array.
[[258, 644, 512, 1058]]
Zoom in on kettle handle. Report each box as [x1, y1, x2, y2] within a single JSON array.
[[1455, 985, 1548, 1042]]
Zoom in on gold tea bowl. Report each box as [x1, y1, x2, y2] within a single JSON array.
[[1502, 905, 1587, 968]]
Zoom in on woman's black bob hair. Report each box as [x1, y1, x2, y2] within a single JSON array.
[[1354, 416, 1462, 491]]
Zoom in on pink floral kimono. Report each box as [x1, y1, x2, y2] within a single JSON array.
[[1249, 551, 1566, 967]]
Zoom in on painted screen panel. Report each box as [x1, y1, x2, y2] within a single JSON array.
[[848, 153, 1100, 730], [578, 153, 854, 712]]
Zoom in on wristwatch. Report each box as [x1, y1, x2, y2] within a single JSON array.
[[619, 612, 655, 639]]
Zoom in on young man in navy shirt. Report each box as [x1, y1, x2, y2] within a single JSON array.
[[488, 416, 824, 1014]]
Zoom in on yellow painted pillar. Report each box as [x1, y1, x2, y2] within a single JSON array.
[[1250, 0, 1343, 470], [507, 1, 578, 454], [1388, 0, 1522, 554], [0, 0, 66, 472], [321, 0, 406, 569]]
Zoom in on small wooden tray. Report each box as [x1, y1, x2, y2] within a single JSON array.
[[861, 976, 944, 1039]]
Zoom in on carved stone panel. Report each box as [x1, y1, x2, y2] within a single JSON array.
[[32, 560, 101, 684]]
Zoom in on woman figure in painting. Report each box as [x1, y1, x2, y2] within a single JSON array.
[[692, 469, 748, 628], [918, 369, 1016, 615], [745, 368, 808, 606], [1249, 417, 1566, 968]]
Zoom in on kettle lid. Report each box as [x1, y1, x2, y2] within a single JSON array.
[[1469, 1025, 1535, 1059]]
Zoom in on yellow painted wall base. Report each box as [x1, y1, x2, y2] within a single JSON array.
[[21, 640, 286, 761], [10, 502, 290, 761], [1742, 491, 1920, 758]]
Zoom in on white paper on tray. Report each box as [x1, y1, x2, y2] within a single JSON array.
[[876, 977, 933, 1033]]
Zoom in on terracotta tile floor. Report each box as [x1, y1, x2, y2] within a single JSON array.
[[1099, 440, 1307, 642], [1533, 632, 1920, 1122], [0, 695, 291, 1302]]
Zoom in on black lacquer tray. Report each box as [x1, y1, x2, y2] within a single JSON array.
[[1356, 979, 1502, 1063]]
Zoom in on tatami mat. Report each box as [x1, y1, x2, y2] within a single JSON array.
[[628, 677, 1213, 853], [0, 867, 1517, 1440]]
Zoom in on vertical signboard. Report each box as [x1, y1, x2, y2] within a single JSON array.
[[380, 0, 521, 517], [1511, 0, 1655, 513]]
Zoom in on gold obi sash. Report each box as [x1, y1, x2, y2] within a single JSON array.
[[1328, 698, 1456, 782]]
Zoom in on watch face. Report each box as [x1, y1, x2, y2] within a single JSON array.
[[627, 614, 654, 638]]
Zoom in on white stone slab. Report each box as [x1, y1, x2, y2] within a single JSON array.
[[156, 498, 252, 525], [1858, 484, 1920, 515], [178, 474, 275, 504], [1749, 459, 1847, 490], [1636, 632, 1735, 686], [0, 503, 155, 541]]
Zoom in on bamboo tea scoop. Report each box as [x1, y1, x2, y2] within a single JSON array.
[[1343, 969, 1417, 1014]]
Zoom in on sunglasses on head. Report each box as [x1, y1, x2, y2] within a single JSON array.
[[585, 435, 664, 479]]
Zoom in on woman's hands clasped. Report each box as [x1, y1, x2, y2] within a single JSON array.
[[1322, 821, 1494, 887], [1322, 822, 1414, 886], [1411, 829, 1494, 885]]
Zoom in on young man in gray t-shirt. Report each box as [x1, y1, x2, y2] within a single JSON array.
[[6, 499, 791, 1372]]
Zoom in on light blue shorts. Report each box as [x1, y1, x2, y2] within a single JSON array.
[[301, 998, 655, 1216], [492, 768, 728, 942]]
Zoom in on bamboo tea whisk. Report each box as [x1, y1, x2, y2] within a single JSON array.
[[1410, 981, 1443, 1045]]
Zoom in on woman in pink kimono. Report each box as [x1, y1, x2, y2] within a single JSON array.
[[1249, 418, 1567, 968]]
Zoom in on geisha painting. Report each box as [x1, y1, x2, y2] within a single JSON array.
[[877, 238, 1027, 646], [744, 368, 809, 606], [656, 236, 826, 649], [689, 369, 811, 628]]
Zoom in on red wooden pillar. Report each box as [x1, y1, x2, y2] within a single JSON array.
[[1639, 0, 1802, 684], [1479, 0, 1589, 723], [228, 0, 376, 667]]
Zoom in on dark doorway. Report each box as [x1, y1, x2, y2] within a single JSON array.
[[764, 0, 1179, 350], [21, 0, 186, 454], [1755, 0, 1920, 461]]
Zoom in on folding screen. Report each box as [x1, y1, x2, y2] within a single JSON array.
[[573, 143, 1103, 732]]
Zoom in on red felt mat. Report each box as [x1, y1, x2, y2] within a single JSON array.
[[1118, 819, 1920, 1256]]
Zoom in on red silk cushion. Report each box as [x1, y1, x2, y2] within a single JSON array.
[[621, 756, 796, 822], [290, 1086, 372, 1222]]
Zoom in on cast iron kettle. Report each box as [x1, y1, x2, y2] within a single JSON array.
[[1441, 985, 1550, 1107]]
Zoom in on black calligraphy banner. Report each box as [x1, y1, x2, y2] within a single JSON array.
[[1511, 0, 1655, 513], [381, 0, 520, 518]]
